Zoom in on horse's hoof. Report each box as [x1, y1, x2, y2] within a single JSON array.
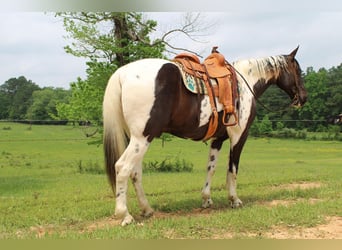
[[202, 198, 213, 208], [231, 198, 243, 208], [121, 214, 134, 226], [141, 208, 154, 218]]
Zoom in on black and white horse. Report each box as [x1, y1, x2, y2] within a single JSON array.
[[103, 47, 307, 225]]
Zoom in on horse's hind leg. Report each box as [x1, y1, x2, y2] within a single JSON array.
[[131, 160, 153, 218], [115, 136, 151, 226], [201, 135, 227, 208]]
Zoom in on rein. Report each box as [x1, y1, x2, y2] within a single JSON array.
[[229, 63, 293, 114]]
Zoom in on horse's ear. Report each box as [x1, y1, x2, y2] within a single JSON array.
[[289, 46, 299, 60]]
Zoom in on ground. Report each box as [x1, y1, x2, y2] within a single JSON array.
[[27, 182, 342, 239]]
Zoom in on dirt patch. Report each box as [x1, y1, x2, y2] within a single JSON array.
[[153, 207, 214, 219], [27, 216, 122, 238], [258, 198, 322, 208], [257, 181, 323, 208], [211, 216, 342, 239], [29, 224, 55, 239], [274, 182, 322, 191], [81, 216, 121, 233], [264, 216, 342, 239]]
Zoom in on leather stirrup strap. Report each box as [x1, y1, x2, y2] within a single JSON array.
[[202, 70, 219, 141], [182, 58, 219, 141]]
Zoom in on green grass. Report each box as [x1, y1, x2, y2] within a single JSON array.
[[0, 122, 341, 239]]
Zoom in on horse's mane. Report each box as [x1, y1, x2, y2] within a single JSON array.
[[233, 55, 289, 81]]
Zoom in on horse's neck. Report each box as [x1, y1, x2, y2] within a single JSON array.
[[234, 56, 286, 98]]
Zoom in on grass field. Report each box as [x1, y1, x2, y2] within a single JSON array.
[[0, 122, 341, 239]]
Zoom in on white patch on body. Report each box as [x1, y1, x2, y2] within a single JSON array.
[[199, 96, 223, 127], [120, 58, 170, 135]]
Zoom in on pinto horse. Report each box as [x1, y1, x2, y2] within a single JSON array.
[[103, 47, 307, 225]]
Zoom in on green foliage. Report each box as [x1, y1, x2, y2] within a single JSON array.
[[143, 156, 194, 173], [250, 115, 273, 136], [159, 133, 174, 147], [298, 67, 329, 126], [0, 76, 40, 119], [56, 12, 164, 65], [55, 12, 165, 124], [270, 128, 307, 139], [322, 125, 342, 141], [56, 60, 117, 124], [77, 159, 103, 175], [26, 87, 70, 120]]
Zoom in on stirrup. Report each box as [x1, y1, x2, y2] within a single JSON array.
[[222, 111, 238, 126]]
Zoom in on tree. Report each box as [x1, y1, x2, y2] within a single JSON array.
[[294, 67, 330, 131], [57, 12, 165, 64], [326, 64, 342, 116], [0, 87, 10, 119], [55, 12, 166, 124], [26, 87, 70, 120], [0, 76, 40, 120]]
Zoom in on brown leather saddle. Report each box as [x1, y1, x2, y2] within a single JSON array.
[[173, 47, 239, 141]]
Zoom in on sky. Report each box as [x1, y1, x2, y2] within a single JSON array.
[[1, 10, 342, 89]]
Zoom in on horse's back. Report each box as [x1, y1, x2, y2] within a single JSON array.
[[119, 58, 171, 81]]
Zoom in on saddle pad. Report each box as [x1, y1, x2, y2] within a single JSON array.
[[174, 62, 217, 95]]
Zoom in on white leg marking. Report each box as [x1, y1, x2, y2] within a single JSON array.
[[227, 126, 245, 209], [115, 137, 151, 226], [226, 163, 243, 208], [202, 148, 220, 208], [131, 160, 154, 218]]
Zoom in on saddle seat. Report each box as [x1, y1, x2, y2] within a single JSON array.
[[173, 47, 239, 141], [174, 50, 231, 78]]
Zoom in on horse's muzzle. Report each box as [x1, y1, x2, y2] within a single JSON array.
[[291, 93, 307, 108]]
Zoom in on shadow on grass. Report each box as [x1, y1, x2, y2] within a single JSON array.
[[142, 186, 323, 219]]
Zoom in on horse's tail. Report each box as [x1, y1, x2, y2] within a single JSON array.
[[103, 70, 129, 193]]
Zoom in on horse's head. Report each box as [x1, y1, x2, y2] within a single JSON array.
[[278, 47, 307, 107]]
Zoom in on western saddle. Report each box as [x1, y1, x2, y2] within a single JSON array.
[[173, 47, 238, 141]]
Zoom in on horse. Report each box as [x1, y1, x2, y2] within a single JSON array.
[[103, 47, 307, 226]]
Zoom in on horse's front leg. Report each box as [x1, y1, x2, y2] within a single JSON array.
[[201, 136, 227, 208], [227, 151, 243, 208], [227, 129, 249, 208]]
